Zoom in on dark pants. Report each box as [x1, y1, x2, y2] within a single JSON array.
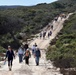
[[35, 57, 39, 66], [25, 56, 29, 65], [8, 60, 13, 67], [19, 54, 23, 63]]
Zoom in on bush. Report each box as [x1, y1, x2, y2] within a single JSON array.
[[0, 46, 6, 53]]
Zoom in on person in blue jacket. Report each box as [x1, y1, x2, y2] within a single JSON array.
[[34, 47, 41, 66], [5, 46, 15, 71]]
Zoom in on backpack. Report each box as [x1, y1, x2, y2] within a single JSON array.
[[24, 50, 31, 58]]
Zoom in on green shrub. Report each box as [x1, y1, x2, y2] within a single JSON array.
[[0, 46, 6, 53], [46, 13, 76, 68]]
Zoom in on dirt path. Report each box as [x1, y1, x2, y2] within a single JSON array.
[[0, 13, 73, 75]]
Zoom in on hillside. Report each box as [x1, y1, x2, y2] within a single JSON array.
[[0, 6, 21, 9], [0, 0, 76, 53], [46, 12, 76, 74], [0, 11, 68, 75]]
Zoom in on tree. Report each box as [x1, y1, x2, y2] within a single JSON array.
[[0, 15, 23, 42]]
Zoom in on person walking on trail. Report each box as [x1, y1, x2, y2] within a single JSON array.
[[40, 32, 42, 39], [31, 45, 36, 55], [18, 45, 24, 63], [34, 43, 37, 47], [5, 46, 15, 71], [24, 43, 29, 52], [49, 30, 52, 36], [31, 43, 37, 55], [51, 25, 53, 30], [34, 47, 41, 66], [54, 17, 58, 22], [43, 31, 46, 39], [24, 49, 31, 65], [48, 32, 50, 38]]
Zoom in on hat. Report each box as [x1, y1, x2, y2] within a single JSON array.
[[8, 46, 11, 48], [21, 44, 24, 47], [27, 49, 29, 51]]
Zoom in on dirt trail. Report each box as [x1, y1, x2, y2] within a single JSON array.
[[0, 13, 73, 75]]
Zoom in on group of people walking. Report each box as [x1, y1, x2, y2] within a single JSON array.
[[40, 30, 52, 39], [4, 13, 67, 71], [40, 31, 46, 39], [5, 43, 41, 71]]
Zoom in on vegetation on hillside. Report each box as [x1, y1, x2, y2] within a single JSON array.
[[0, 0, 76, 52], [46, 13, 76, 68]]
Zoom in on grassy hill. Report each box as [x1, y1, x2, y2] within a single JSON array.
[[0, 0, 76, 51]]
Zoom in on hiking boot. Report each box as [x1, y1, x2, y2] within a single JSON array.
[[9, 67, 11, 71], [36, 63, 39, 66], [9, 68, 11, 71]]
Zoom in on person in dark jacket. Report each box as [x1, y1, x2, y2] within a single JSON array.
[[24, 43, 28, 52], [34, 47, 41, 66], [34, 43, 37, 47], [43, 31, 46, 39], [5, 46, 15, 71], [40, 32, 42, 39], [48, 32, 50, 38], [49, 31, 52, 36]]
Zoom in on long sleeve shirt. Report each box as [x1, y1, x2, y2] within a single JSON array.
[[18, 48, 24, 55], [6, 50, 15, 60]]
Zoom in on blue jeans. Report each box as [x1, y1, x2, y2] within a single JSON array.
[[35, 57, 40, 65], [32, 49, 35, 55], [19, 54, 23, 63]]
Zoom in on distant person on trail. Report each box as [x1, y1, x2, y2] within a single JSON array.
[[48, 30, 52, 38], [54, 17, 58, 22], [60, 14, 66, 20], [24, 49, 31, 65], [5, 46, 15, 71], [34, 47, 41, 66], [31, 43, 37, 55], [24, 43, 29, 52], [49, 30, 52, 36], [40, 32, 42, 39], [43, 31, 46, 39], [48, 32, 50, 38], [47, 25, 50, 30], [34, 43, 37, 47], [18, 45, 24, 63], [51, 25, 53, 30]]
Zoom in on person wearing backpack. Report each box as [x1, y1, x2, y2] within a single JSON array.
[[24, 49, 31, 65], [34, 47, 41, 66], [5, 46, 15, 71]]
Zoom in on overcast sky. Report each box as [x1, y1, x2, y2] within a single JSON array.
[[0, 0, 57, 6]]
